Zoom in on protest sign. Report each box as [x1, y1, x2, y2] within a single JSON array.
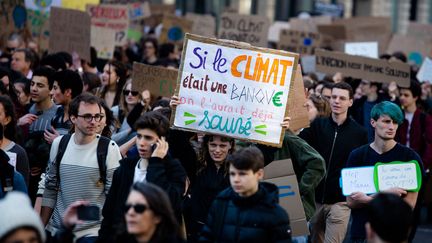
[[87, 4, 129, 46], [374, 161, 422, 192], [345, 42, 378, 59], [264, 159, 309, 236], [287, 65, 309, 131], [132, 62, 178, 98], [25, 0, 61, 11], [0, 1, 27, 38], [315, 49, 410, 87], [27, 9, 50, 50], [49, 7, 90, 61], [334, 17, 392, 54], [171, 34, 299, 147], [314, 1, 344, 17], [159, 15, 193, 44], [185, 13, 216, 38], [289, 16, 332, 33], [407, 22, 432, 41], [91, 26, 115, 59], [218, 13, 270, 47], [387, 35, 432, 66], [317, 24, 346, 40], [128, 2, 151, 21], [417, 57, 432, 83], [341, 166, 376, 196], [149, 3, 175, 16], [62, 0, 99, 11], [278, 29, 328, 55], [268, 21, 290, 42]]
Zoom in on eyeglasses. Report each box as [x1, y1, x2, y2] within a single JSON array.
[[123, 90, 139, 96], [77, 114, 104, 122], [124, 203, 148, 214]]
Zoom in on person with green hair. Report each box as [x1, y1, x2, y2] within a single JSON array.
[[346, 101, 424, 242]]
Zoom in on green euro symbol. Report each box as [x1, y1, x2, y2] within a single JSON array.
[[272, 91, 283, 107]]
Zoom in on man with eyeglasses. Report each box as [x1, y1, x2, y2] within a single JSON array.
[[41, 93, 122, 243]]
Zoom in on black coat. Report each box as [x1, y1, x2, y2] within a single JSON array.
[[299, 116, 368, 204], [199, 182, 292, 243], [98, 155, 187, 243], [184, 163, 230, 241]]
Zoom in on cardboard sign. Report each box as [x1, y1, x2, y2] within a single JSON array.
[[387, 35, 432, 66], [268, 21, 290, 42], [132, 63, 178, 98], [185, 13, 216, 38], [218, 13, 270, 47], [315, 49, 410, 87], [278, 30, 326, 55], [407, 22, 432, 41], [87, 4, 129, 46], [159, 15, 193, 44], [91, 26, 116, 59], [345, 42, 378, 59], [25, 0, 61, 11], [374, 161, 422, 192], [62, 0, 99, 11], [417, 57, 432, 83], [287, 65, 310, 131], [171, 34, 299, 147], [334, 17, 392, 55], [341, 166, 376, 196], [263, 159, 309, 237], [289, 16, 333, 33], [0, 1, 27, 38], [49, 7, 91, 61], [317, 24, 346, 40], [27, 9, 50, 50], [128, 2, 151, 21]]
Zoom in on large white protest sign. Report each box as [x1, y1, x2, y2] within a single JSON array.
[[345, 42, 378, 59], [341, 166, 376, 196], [417, 57, 432, 83], [375, 161, 422, 192], [171, 34, 299, 147]]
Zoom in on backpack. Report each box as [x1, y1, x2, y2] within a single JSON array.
[[55, 134, 111, 189]]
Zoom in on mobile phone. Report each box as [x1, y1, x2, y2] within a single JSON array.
[[151, 143, 157, 152], [77, 205, 100, 221]]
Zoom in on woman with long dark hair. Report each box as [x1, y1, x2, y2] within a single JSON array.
[[184, 134, 235, 242], [98, 60, 128, 108]]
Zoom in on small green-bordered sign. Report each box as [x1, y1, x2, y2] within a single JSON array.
[[373, 160, 422, 192]]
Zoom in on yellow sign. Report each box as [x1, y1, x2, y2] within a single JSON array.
[[61, 0, 99, 11]]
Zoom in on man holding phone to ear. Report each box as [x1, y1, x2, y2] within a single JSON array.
[[98, 110, 187, 243]]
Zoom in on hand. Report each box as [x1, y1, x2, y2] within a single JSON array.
[[44, 126, 60, 144], [62, 200, 89, 229], [348, 192, 370, 204], [151, 136, 169, 159], [383, 187, 407, 197], [17, 114, 38, 126], [170, 95, 180, 109], [30, 167, 42, 176], [280, 116, 291, 129]]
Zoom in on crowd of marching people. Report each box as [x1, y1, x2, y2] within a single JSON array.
[[0, 26, 431, 243]]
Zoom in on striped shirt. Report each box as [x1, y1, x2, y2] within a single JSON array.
[[42, 134, 122, 239]]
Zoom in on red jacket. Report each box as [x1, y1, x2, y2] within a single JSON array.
[[396, 109, 432, 168]]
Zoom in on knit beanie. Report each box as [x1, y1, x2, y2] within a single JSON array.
[[0, 192, 46, 242]]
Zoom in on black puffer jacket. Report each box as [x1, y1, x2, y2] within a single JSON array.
[[199, 182, 292, 243], [98, 155, 187, 243]]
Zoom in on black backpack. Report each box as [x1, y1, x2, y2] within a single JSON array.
[[55, 134, 111, 189]]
